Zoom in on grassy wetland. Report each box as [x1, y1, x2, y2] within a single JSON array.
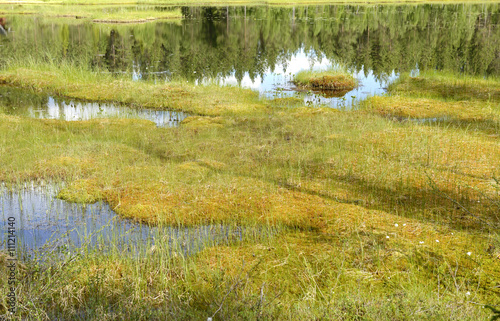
[[1, 4, 500, 320]]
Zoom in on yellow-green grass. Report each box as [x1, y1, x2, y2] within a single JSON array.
[[1, 66, 500, 318], [362, 96, 498, 120], [0, 200, 498, 319], [294, 69, 357, 91], [389, 72, 500, 102], [0, 103, 498, 230], [91, 8, 182, 23], [0, 5, 183, 23], [267, 97, 304, 108], [361, 72, 500, 136]]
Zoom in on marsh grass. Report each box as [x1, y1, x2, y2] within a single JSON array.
[[1, 216, 498, 319], [0, 63, 262, 116], [361, 71, 500, 137], [389, 71, 500, 102], [1, 63, 500, 318]]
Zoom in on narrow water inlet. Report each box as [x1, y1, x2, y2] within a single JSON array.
[[0, 86, 188, 127], [0, 184, 274, 259]]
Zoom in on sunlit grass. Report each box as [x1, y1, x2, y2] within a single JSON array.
[[1, 94, 499, 230], [389, 71, 500, 102], [360, 71, 500, 136], [0, 62, 499, 319]]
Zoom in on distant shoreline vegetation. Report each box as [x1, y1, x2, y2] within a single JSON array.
[[1, 4, 498, 84]]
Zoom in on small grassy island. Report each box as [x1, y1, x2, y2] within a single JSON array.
[[293, 69, 357, 91]]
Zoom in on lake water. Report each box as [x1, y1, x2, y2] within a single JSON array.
[[0, 183, 272, 258], [2, 4, 499, 107], [0, 86, 187, 127]]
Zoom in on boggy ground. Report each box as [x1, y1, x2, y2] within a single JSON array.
[[0, 64, 499, 319]]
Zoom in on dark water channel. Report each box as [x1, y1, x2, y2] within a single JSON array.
[[0, 184, 264, 258], [0, 87, 187, 127], [2, 4, 500, 107]]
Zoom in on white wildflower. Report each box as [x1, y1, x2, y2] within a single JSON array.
[[467, 252, 472, 256]]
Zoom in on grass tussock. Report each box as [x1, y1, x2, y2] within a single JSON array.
[[294, 69, 357, 91], [362, 96, 498, 120]]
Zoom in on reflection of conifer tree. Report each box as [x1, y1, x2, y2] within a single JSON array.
[[104, 29, 125, 72], [4, 4, 500, 80], [468, 14, 497, 75], [60, 24, 69, 57]]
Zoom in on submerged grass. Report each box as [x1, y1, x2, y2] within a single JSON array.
[[0, 63, 500, 318]]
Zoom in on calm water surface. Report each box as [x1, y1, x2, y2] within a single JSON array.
[[1, 4, 499, 107], [0, 184, 267, 257], [0, 87, 187, 126]]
